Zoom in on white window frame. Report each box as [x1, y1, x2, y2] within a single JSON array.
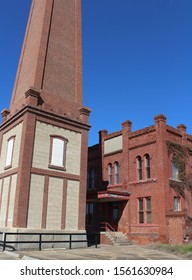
[[172, 161, 179, 180], [115, 162, 120, 184], [49, 135, 68, 170], [5, 136, 15, 169], [174, 197, 181, 211], [138, 197, 152, 224], [108, 164, 113, 185], [137, 156, 143, 181], [145, 154, 151, 179]]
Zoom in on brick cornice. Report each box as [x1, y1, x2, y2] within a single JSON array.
[[0, 104, 91, 132], [129, 141, 156, 150]]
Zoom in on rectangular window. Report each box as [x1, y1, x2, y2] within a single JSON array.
[[5, 137, 15, 168], [138, 197, 151, 224], [145, 154, 151, 179], [86, 203, 94, 225], [138, 198, 144, 223], [51, 138, 65, 167], [174, 197, 181, 211], [49, 136, 68, 170], [146, 197, 152, 223], [137, 156, 142, 180], [91, 169, 95, 189], [108, 164, 113, 185], [87, 169, 95, 190], [172, 161, 179, 180], [115, 163, 120, 184]]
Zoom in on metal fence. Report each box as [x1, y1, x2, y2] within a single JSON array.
[[0, 232, 98, 251]]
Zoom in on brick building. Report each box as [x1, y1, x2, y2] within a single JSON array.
[[0, 0, 90, 247], [87, 115, 192, 244]]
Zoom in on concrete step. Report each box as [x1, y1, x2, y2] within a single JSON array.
[[114, 240, 133, 246], [114, 234, 133, 246], [102, 231, 133, 246]]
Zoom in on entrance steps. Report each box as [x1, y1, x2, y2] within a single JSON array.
[[101, 231, 133, 246]]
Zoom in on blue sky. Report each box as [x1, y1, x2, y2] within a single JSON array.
[[0, 0, 192, 146]]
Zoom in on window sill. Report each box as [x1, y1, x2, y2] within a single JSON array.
[[108, 183, 122, 188], [131, 223, 158, 227], [166, 209, 186, 217], [4, 164, 12, 171], [48, 164, 66, 171], [169, 178, 182, 182], [129, 178, 157, 185]]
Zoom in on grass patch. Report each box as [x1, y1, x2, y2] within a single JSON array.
[[147, 243, 192, 256]]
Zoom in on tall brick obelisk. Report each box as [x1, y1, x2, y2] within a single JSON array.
[[0, 0, 90, 247]]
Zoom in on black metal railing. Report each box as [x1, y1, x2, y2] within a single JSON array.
[[0, 232, 98, 251]]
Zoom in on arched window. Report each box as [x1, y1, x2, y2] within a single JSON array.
[[49, 135, 68, 170], [108, 164, 113, 185], [137, 156, 142, 180], [145, 154, 151, 179], [114, 162, 120, 184]]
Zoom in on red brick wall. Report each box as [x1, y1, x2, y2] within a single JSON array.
[[87, 115, 192, 244], [10, 0, 83, 116], [167, 215, 185, 244]]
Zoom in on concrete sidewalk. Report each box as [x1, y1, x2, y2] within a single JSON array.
[[0, 244, 191, 260]]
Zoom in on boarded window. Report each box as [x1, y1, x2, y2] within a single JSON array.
[[5, 137, 15, 168], [49, 136, 68, 170]]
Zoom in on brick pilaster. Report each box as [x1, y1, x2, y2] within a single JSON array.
[[154, 114, 168, 240], [122, 120, 132, 190], [78, 129, 89, 230], [13, 112, 36, 228]]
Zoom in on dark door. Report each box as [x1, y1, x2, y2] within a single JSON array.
[[110, 203, 119, 231]]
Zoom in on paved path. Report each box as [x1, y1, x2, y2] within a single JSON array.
[[0, 244, 191, 260]]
